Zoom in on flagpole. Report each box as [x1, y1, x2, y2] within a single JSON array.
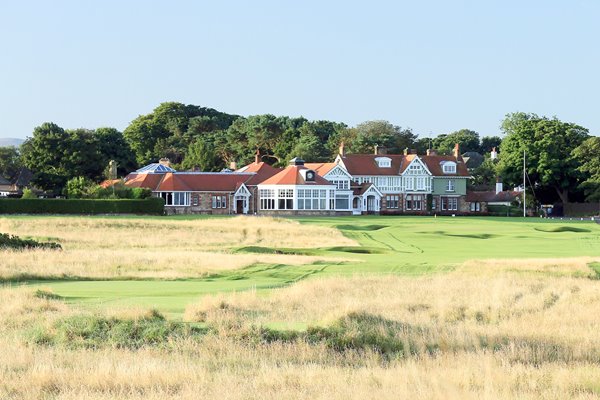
[[523, 150, 526, 217]]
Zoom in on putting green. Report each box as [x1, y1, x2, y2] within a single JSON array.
[[20, 216, 600, 318]]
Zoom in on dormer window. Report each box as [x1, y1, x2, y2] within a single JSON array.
[[442, 161, 457, 174], [375, 157, 391, 168], [300, 169, 316, 182]]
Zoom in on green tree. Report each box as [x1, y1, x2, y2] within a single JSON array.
[[94, 127, 137, 176], [181, 135, 224, 171], [471, 157, 498, 188], [573, 137, 600, 201], [66, 176, 94, 198], [480, 136, 502, 154], [21, 122, 72, 192], [433, 129, 480, 155], [347, 120, 416, 154], [0, 146, 22, 180], [498, 112, 589, 203]]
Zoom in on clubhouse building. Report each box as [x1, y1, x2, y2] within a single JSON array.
[[122, 144, 483, 216]]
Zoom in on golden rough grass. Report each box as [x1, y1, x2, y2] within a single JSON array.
[[2, 258, 600, 399], [0, 216, 354, 279]]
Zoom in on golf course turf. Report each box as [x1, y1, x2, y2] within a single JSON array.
[[11, 215, 600, 317]]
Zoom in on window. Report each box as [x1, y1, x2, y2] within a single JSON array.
[[446, 180, 455, 192], [417, 177, 426, 190], [441, 197, 458, 211], [331, 180, 349, 190], [161, 192, 190, 206], [386, 195, 399, 209], [277, 189, 294, 210], [212, 195, 227, 209], [442, 162, 457, 174], [470, 202, 481, 212], [431, 197, 437, 211], [260, 189, 275, 210], [297, 188, 328, 210], [191, 194, 200, 206], [375, 157, 392, 168], [335, 195, 350, 210], [405, 194, 423, 211]]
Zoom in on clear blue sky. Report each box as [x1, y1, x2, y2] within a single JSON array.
[[1, 0, 598, 139]]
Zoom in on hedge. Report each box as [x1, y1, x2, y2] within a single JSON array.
[[0, 198, 165, 215], [487, 204, 523, 217]]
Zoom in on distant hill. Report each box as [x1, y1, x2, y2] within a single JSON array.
[[0, 138, 25, 147]]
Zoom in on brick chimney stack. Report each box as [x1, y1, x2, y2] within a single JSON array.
[[453, 143, 460, 159], [159, 158, 171, 168], [426, 149, 437, 156], [229, 161, 237, 170]]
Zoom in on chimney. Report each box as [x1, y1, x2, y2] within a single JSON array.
[[495, 177, 503, 194], [339, 141, 345, 157], [453, 143, 460, 158], [374, 144, 379, 155], [289, 157, 305, 166], [426, 149, 437, 156], [255, 149, 260, 164], [490, 147, 498, 161], [108, 160, 118, 180], [159, 158, 171, 168], [403, 148, 409, 155], [229, 161, 237, 170]]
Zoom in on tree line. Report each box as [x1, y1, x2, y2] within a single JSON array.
[[4, 102, 599, 203]]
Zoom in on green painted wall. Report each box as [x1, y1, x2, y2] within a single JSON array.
[[432, 177, 467, 195]]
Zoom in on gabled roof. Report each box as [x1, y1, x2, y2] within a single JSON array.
[[135, 163, 177, 173], [124, 173, 165, 189], [338, 154, 410, 176], [236, 161, 282, 186], [303, 162, 337, 176], [124, 172, 255, 192], [351, 182, 382, 197], [259, 165, 333, 186], [421, 155, 470, 177]]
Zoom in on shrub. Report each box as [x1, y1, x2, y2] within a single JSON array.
[[28, 311, 206, 349], [21, 188, 37, 199], [0, 198, 164, 215], [0, 233, 61, 250]]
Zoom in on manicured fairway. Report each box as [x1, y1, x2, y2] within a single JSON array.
[[19, 216, 600, 317]]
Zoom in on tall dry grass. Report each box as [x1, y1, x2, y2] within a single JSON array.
[[0, 216, 354, 280], [1, 258, 600, 399]]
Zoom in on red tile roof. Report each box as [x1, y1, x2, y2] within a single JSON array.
[[303, 162, 338, 176], [237, 162, 282, 186], [420, 155, 470, 177], [339, 154, 470, 177], [124, 173, 164, 189], [124, 172, 255, 192], [260, 165, 333, 185], [99, 179, 121, 189]]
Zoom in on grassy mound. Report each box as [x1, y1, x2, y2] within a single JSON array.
[[27, 310, 206, 349], [0, 233, 61, 250], [326, 246, 390, 254], [534, 226, 591, 233], [336, 224, 388, 231]]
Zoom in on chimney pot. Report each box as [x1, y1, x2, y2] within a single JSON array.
[[453, 143, 460, 158], [229, 161, 237, 170], [374, 144, 379, 155], [339, 141, 345, 157], [255, 149, 260, 164], [403, 148, 409, 156]]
